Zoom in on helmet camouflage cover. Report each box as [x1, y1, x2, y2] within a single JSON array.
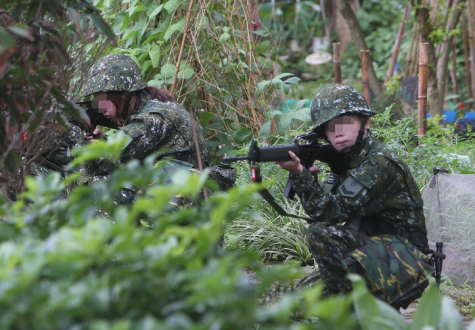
[[310, 84, 376, 134], [82, 54, 147, 97]]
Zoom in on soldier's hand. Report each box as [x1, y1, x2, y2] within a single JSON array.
[[87, 128, 104, 142], [275, 151, 303, 175]]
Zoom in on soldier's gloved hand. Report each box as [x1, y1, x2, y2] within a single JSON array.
[[315, 144, 345, 175]]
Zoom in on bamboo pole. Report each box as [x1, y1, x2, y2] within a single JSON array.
[[171, 0, 195, 95], [468, 0, 475, 106], [418, 43, 429, 138], [361, 50, 370, 104], [333, 42, 341, 83], [462, 9, 472, 100], [385, 3, 411, 84]]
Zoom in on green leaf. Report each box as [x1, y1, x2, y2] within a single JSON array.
[[67, 7, 82, 25], [252, 29, 269, 37], [258, 121, 272, 137], [231, 128, 252, 143], [439, 296, 464, 330], [274, 73, 294, 80], [163, 18, 185, 42], [88, 13, 115, 40], [178, 66, 194, 79], [149, 44, 161, 68], [257, 80, 271, 93], [149, 5, 163, 19], [164, 0, 184, 13], [0, 29, 15, 51], [6, 25, 31, 40], [160, 63, 176, 80], [256, 40, 270, 55], [409, 279, 442, 330], [219, 32, 231, 43]]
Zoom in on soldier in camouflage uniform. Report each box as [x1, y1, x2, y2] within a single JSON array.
[[276, 84, 433, 309], [82, 54, 235, 205], [83, 53, 211, 170]]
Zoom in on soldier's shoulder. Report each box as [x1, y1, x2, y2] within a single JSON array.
[[140, 99, 187, 115]]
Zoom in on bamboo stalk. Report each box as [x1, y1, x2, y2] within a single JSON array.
[[333, 42, 341, 83], [361, 50, 370, 104], [171, 0, 195, 95], [462, 9, 472, 100], [385, 3, 411, 84], [468, 0, 475, 106], [418, 43, 429, 138]]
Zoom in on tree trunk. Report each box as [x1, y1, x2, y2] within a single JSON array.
[[335, 0, 383, 98], [412, 0, 443, 118], [436, 0, 466, 105]]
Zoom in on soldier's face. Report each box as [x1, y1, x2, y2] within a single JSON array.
[[324, 115, 369, 151], [93, 93, 117, 121]]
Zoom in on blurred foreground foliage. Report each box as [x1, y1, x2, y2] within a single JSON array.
[[0, 118, 474, 330]]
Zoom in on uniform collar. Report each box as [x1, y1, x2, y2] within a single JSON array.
[[346, 131, 375, 169]]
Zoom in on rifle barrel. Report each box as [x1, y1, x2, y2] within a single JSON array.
[[224, 155, 250, 162]]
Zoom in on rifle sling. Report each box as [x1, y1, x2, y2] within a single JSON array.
[[257, 187, 312, 222]]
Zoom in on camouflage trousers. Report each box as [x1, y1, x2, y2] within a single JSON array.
[[306, 222, 367, 294]]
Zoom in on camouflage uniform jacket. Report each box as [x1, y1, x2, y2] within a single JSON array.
[[119, 92, 211, 169], [290, 132, 429, 251], [31, 123, 87, 176]]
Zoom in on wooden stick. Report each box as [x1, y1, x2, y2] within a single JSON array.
[[361, 50, 370, 104], [451, 37, 458, 105], [385, 3, 411, 84], [171, 0, 195, 95], [418, 43, 429, 139], [189, 105, 208, 200], [333, 42, 341, 83], [462, 8, 472, 100]]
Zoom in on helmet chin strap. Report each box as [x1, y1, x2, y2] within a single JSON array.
[[331, 117, 369, 155]]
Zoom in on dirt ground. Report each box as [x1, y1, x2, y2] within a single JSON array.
[[400, 299, 474, 328]]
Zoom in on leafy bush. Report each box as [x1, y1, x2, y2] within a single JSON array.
[[1, 125, 474, 329]]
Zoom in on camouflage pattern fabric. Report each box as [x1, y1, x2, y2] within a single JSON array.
[[310, 84, 375, 135], [119, 90, 211, 169], [342, 235, 434, 309], [306, 222, 367, 294], [209, 162, 237, 191], [29, 123, 88, 199], [291, 132, 432, 303], [82, 54, 146, 97]]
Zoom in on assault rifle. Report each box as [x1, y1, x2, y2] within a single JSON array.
[[224, 133, 323, 221], [73, 101, 117, 137]]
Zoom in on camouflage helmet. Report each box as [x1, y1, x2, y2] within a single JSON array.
[[310, 84, 375, 134], [82, 54, 147, 97]]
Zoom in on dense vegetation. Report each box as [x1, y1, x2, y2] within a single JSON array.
[[1, 0, 475, 328]]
